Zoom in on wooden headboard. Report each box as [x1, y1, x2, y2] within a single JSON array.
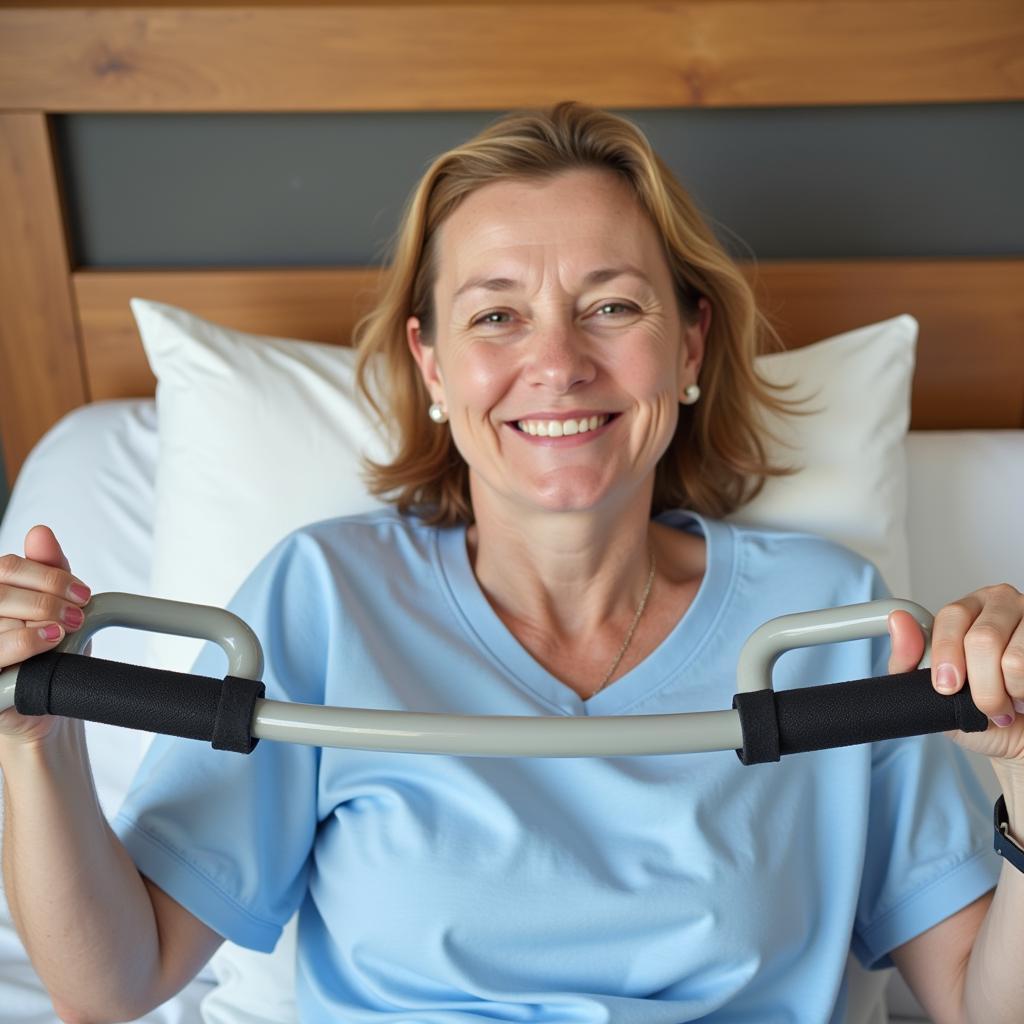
[[1, 1, 1022, 486]]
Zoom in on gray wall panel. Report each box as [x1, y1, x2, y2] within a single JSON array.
[[58, 112, 498, 267], [630, 104, 1022, 259], [56, 105, 1023, 267]]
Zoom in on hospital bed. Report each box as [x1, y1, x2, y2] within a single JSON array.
[[1, 369, 1022, 1023], [0, 3, 1021, 1022]]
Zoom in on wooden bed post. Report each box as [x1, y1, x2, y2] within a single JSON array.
[[0, 112, 88, 487]]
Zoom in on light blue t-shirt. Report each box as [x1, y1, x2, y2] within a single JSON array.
[[115, 509, 998, 1023]]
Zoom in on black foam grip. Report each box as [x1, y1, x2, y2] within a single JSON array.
[[14, 652, 264, 754], [735, 668, 988, 764]]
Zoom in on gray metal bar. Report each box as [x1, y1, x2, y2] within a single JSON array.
[[251, 702, 744, 756]]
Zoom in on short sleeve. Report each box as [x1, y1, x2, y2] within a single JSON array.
[[113, 531, 331, 953], [851, 629, 1000, 969]]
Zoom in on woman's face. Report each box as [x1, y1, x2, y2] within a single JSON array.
[[408, 168, 710, 518]]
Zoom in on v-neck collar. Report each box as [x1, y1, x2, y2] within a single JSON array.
[[434, 510, 735, 716]]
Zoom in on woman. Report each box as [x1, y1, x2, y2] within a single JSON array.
[[1, 103, 1022, 1023]]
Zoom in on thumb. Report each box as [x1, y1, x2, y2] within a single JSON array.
[[23, 524, 72, 573], [887, 609, 926, 675]]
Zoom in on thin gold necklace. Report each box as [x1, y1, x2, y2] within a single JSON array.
[[589, 548, 656, 699]]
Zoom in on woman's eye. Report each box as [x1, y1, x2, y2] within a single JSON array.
[[473, 311, 512, 326], [594, 302, 637, 317]]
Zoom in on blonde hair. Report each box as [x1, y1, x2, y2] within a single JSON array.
[[355, 101, 800, 525]]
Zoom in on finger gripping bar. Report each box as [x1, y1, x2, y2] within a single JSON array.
[[14, 652, 265, 754], [733, 668, 988, 765]]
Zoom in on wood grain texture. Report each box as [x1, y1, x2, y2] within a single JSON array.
[[0, 114, 87, 485], [72, 259, 1024, 431], [73, 268, 384, 399], [1, 2, 1022, 112], [747, 260, 1024, 430]]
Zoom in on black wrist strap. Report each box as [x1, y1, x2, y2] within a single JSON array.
[[993, 795, 1024, 873]]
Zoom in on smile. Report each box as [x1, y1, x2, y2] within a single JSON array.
[[514, 414, 612, 437]]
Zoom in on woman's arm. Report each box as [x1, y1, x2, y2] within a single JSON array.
[[886, 587, 1024, 1024], [0, 527, 223, 1022], [889, 893, 989, 1024], [1, 721, 223, 1024], [889, 771, 1024, 1024], [963, 762, 1024, 1020]]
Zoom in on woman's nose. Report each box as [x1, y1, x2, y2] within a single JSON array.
[[524, 322, 596, 392]]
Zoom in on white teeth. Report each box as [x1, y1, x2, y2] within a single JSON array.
[[516, 415, 610, 436]]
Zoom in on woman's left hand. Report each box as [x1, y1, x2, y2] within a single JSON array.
[[888, 584, 1024, 766]]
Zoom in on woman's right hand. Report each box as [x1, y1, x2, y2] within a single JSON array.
[[0, 524, 92, 745]]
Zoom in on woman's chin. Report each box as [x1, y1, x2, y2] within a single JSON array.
[[519, 470, 625, 515], [471, 464, 644, 518]]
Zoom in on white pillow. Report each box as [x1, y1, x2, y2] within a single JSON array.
[[729, 314, 916, 598], [132, 299, 916, 1024], [133, 299, 392, 674]]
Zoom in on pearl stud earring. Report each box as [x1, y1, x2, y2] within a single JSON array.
[[681, 384, 701, 405], [428, 402, 448, 424]]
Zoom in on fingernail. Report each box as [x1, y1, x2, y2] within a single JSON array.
[[39, 624, 62, 641], [67, 582, 91, 603], [992, 714, 1015, 728], [61, 606, 84, 628], [1014, 699, 1024, 715], [935, 663, 960, 693]]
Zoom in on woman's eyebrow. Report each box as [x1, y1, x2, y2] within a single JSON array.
[[582, 265, 652, 288], [452, 265, 652, 302], [452, 276, 520, 301]]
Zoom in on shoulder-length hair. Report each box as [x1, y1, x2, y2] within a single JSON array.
[[354, 101, 800, 525]]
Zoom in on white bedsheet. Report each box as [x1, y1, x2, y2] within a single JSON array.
[[1, 401, 1021, 1024]]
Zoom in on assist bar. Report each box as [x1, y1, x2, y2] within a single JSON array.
[[0, 595, 988, 762]]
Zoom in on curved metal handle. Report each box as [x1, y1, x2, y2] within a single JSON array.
[[735, 598, 933, 694], [55, 592, 264, 679]]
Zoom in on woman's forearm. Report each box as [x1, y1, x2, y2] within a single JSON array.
[[0, 721, 163, 1024], [963, 765, 1024, 1023]]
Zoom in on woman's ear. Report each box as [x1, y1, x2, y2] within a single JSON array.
[[678, 297, 711, 398], [407, 316, 445, 403]]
